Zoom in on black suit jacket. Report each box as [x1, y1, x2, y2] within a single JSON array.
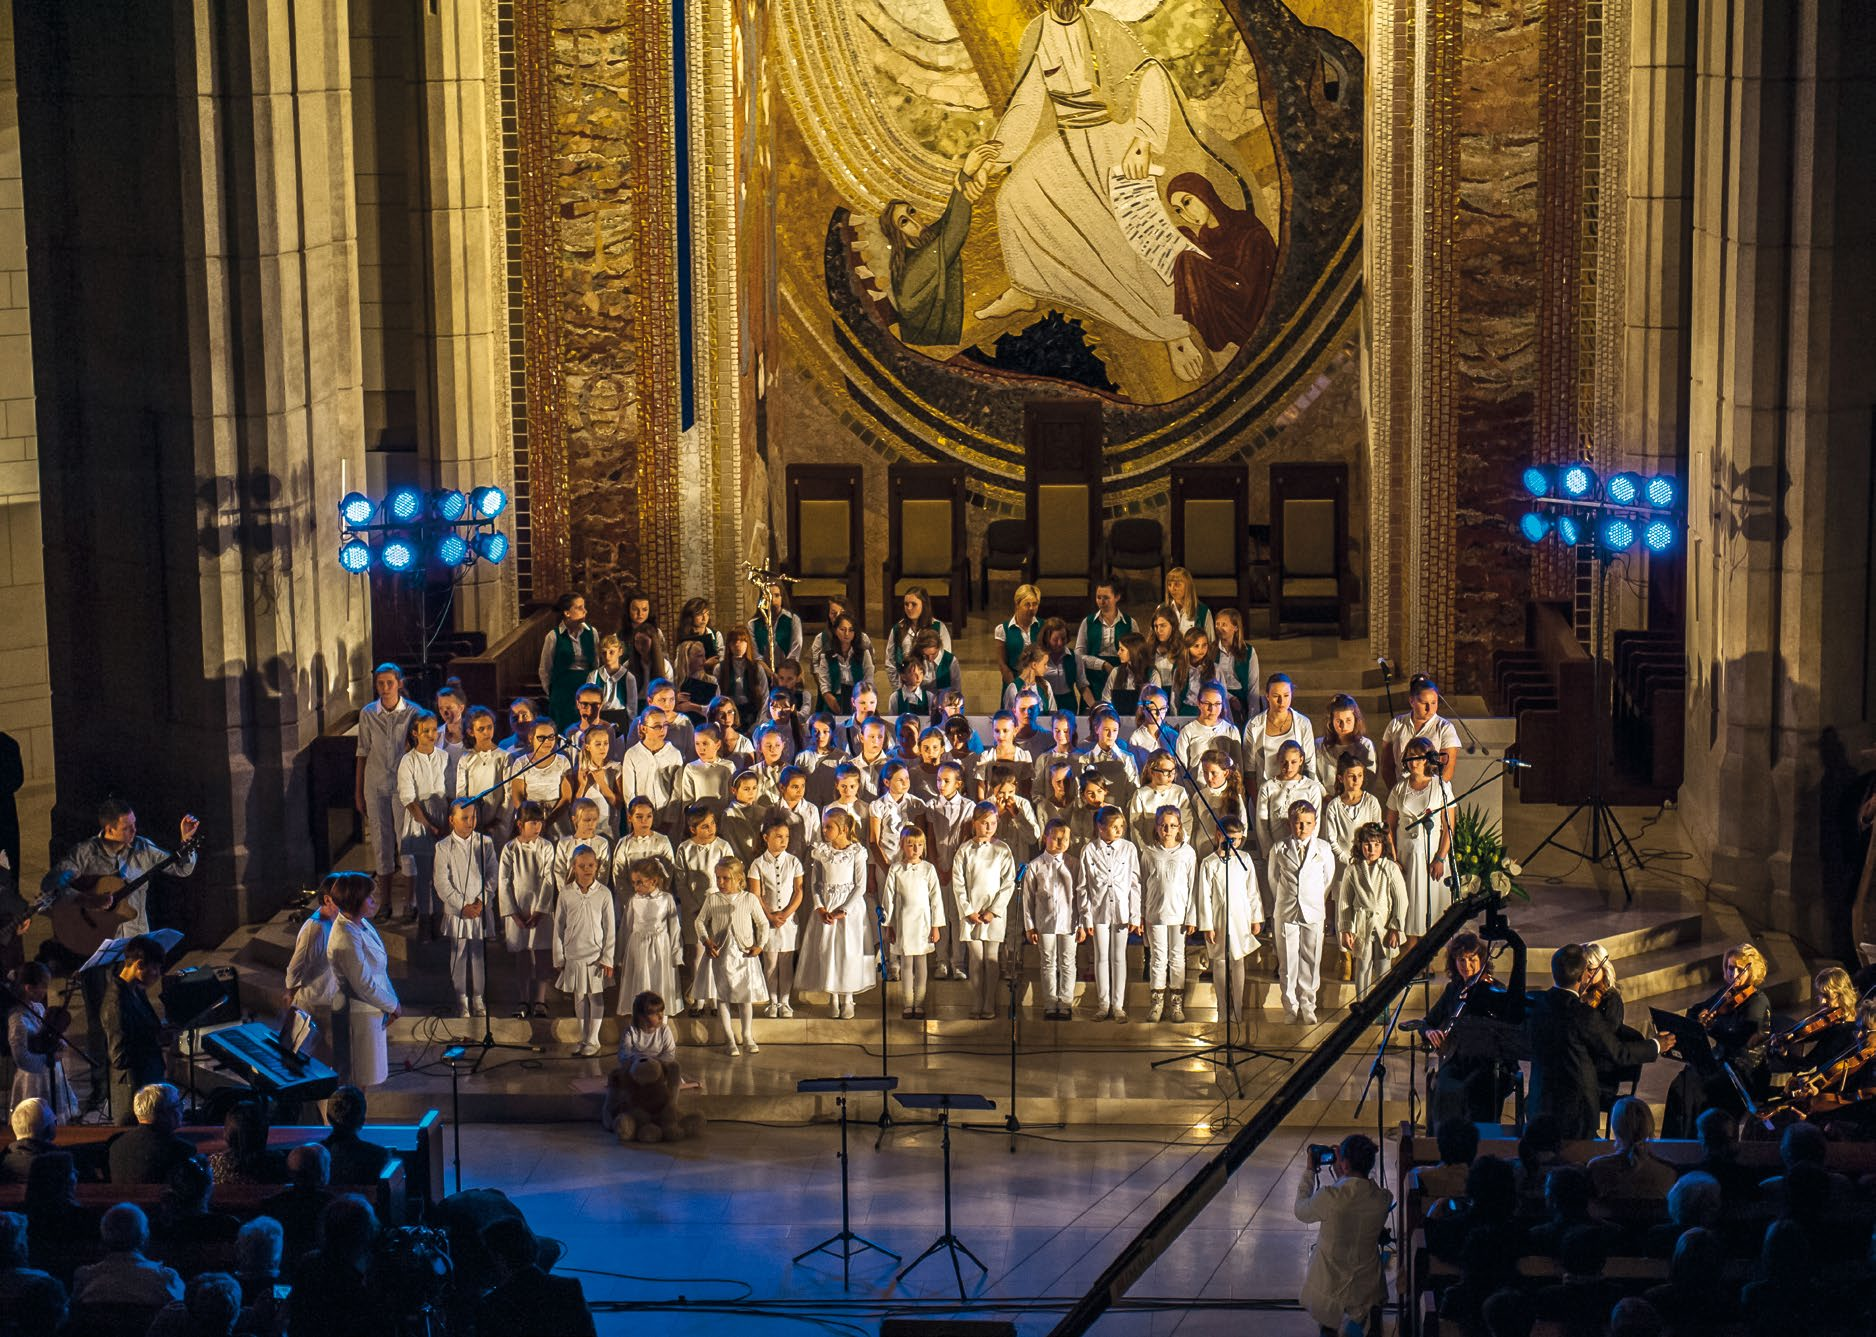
[[106, 1124, 196, 1186], [0, 1137, 54, 1183], [1524, 987, 1656, 1139], [99, 974, 165, 1124], [323, 1131, 394, 1187], [481, 1267, 596, 1337]]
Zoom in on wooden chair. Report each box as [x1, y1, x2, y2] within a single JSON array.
[[1170, 463, 1251, 616], [787, 464, 865, 625], [1268, 462, 1353, 637], [979, 518, 1030, 607], [1023, 400, 1103, 612], [1103, 517, 1164, 598], [883, 463, 970, 629]]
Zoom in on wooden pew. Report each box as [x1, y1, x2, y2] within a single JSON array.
[[0, 1156, 405, 1228]]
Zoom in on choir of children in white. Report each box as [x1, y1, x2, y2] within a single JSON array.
[[341, 589, 1460, 1057]]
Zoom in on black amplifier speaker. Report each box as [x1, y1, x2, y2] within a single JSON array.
[[161, 965, 240, 1029]]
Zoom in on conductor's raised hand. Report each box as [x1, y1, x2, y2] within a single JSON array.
[[180, 814, 201, 843]]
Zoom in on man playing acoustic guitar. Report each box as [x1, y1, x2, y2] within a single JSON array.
[[41, 799, 199, 1118]]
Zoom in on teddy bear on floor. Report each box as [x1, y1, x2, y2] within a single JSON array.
[[603, 990, 704, 1145]]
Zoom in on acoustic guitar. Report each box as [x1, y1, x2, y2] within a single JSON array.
[[47, 831, 204, 956]]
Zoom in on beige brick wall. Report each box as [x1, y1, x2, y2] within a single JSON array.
[[0, 8, 50, 782]]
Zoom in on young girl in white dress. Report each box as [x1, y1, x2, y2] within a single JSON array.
[[679, 726, 735, 821], [1314, 693, 1377, 796], [451, 706, 513, 847], [1320, 755, 1385, 875], [768, 766, 822, 865], [7, 963, 79, 1122], [560, 726, 622, 837], [1196, 818, 1264, 1023], [611, 796, 675, 896], [1336, 823, 1408, 995], [1258, 741, 1325, 856], [509, 718, 572, 831], [881, 827, 945, 1019], [1244, 673, 1317, 783], [554, 799, 614, 887], [950, 803, 1016, 1019], [750, 815, 805, 1017], [616, 859, 684, 1018], [394, 708, 451, 933], [498, 801, 557, 1019], [795, 810, 874, 1019], [554, 846, 616, 1057], [1076, 805, 1142, 1023], [695, 856, 769, 1055], [1386, 739, 1454, 944]]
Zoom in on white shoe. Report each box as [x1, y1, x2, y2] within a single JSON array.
[[934, 961, 952, 980], [454, 998, 471, 1019], [778, 1001, 794, 1018], [764, 1001, 778, 1018], [1112, 1009, 1128, 1024], [470, 998, 486, 1017], [1301, 1010, 1318, 1027], [1168, 996, 1187, 1024], [746, 1038, 760, 1054], [841, 997, 856, 1019], [727, 1040, 742, 1057]]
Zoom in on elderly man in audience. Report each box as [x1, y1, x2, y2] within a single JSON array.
[[260, 1144, 335, 1266], [0, 1208, 68, 1329], [0, 1097, 56, 1183], [321, 1084, 394, 1185], [231, 1215, 287, 1337], [146, 1270, 243, 1337], [70, 1201, 184, 1311], [107, 1082, 194, 1185]]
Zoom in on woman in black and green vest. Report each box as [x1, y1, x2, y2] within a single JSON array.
[[993, 583, 1042, 690], [749, 579, 804, 673], [539, 592, 597, 729]]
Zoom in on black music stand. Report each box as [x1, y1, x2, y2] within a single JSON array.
[[793, 1076, 899, 1288], [895, 1091, 995, 1298]]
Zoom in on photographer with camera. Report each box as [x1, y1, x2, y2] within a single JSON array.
[[1294, 1133, 1392, 1337]]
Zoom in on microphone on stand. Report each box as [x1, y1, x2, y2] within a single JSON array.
[[1503, 757, 1534, 770]]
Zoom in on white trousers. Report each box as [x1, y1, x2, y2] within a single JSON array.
[[1215, 954, 1247, 1021], [1349, 934, 1390, 996], [1091, 925, 1130, 1013], [1146, 925, 1187, 992], [967, 939, 999, 1014], [450, 939, 486, 1003], [364, 787, 405, 878], [1279, 921, 1323, 1017], [1036, 933, 1075, 1011]]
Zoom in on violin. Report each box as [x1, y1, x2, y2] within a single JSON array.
[[1581, 976, 1610, 1012], [25, 1002, 72, 1058], [1768, 1001, 1854, 1059], [1696, 979, 1756, 1029], [1759, 1029, 1876, 1126], [1427, 970, 1497, 1051]]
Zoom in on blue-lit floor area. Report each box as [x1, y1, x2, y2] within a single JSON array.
[[458, 1120, 1342, 1335]]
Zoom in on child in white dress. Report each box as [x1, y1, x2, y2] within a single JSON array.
[[616, 860, 685, 1018], [750, 815, 805, 1017], [1023, 821, 1078, 1019], [1128, 752, 1195, 853], [1139, 807, 1197, 1023], [498, 801, 557, 1019], [695, 856, 770, 1056], [769, 767, 821, 865], [1337, 823, 1408, 995], [1385, 739, 1454, 942], [450, 706, 513, 847], [1077, 806, 1141, 1023], [950, 803, 1016, 1019], [554, 847, 617, 1056], [554, 799, 614, 886], [509, 718, 572, 830], [1196, 818, 1265, 1024], [394, 709, 450, 933], [435, 800, 498, 1018], [611, 796, 676, 894], [1267, 800, 1338, 1026], [674, 804, 735, 1005], [881, 827, 945, 1018], [1258, 741, 1325, 857], [680, 726, 735, 820], [796, 810, 875, 1018], [1319, 756, 1384, 872]]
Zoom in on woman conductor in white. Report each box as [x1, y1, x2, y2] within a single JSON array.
[[326, 871, 403, 1088]]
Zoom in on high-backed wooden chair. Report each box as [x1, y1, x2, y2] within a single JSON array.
[[787, 464, 864, 625], [883, 463, 970, 629], [1268, 462, 1353, 636], [1170, 463, 1251, 616], [1022, 400, 1103, 611]]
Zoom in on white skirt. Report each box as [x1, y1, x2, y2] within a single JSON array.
[[556, 957, 612, 997], [696, 947, 770, 1006], [616, 936, 686, 1016], [795, 911, 878, 995]]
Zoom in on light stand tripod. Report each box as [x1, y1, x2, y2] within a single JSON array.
[[1521, 548, 1646, 903], [794, 1076, 899, 1287], [1148, 717, 1291, 1091]]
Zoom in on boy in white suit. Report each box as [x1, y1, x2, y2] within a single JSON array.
[[1266, 799, 1338, 1026]]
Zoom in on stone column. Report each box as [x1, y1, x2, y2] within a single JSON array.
[[14, 0, 369, 939], [1679, 0, 1876, 952]]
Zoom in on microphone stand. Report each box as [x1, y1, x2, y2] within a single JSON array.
[[1355, 983, 1413, 1155], [873, 903, 899, 1147], [460, 760, 558, 1072], [965, 865, 1066, 1153], [1148, 716, 1291, 1094], [1377, 657, 1399, 725]]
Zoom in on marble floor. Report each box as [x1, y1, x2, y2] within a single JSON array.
[[458, 1117, 1354, 1336]]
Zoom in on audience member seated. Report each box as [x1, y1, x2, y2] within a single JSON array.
[[146, 1270, 243, 1337], [24, 1151, 98, 1281], [1432, 1157, 1526, 1337], [429, 1186, 561, 1294], [1757, 1122, 1854, 1215], [1641, 1227, 1742, 1336], [1587, 1097, 1677, 1209], [0, 1098, 56, 1184], [207, 1103, 289, 1189], [0, 1208, 69, 1337], [321, 1085, 394, 1187], [285, 1194, 388, 1337], [1421, 1118, 1481, 1199], [1641, 1171, 1722, 1258], [1607, 1296, 1666, 1337], [1527, 1225, 1629, 1337], [230, 1216, 286, 1337], [70, 1202, 184, 1315], [151, 1155, 241, 1274], [258, 1145, 333, 1268], [1738, 1217, 1848, 1334], [108, 1083, 194, 1186], [479, 1216, 596, 1337], [1688, 1106, 1762, 1209], [1527, 1165, 1619, 1259], [1512, 1115, 1565, 1210]]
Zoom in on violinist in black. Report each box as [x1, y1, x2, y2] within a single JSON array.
[[1424, 931, 1525, 1125], [1580, 941, 1645, 1113], [1766, 967, 1860, 1074], [1661, 942, 1772, 1137]]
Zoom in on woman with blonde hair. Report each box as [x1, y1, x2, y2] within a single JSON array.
[[1767, 965, 1860, 1067], [1587, 1096, 1677, 1202], [994, 583, 1043, 688], [1661, 941, 1771, 1136], [1162, 567, 1213, 639]]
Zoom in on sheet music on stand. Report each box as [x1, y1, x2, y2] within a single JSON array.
[[78, 927, 185, 974], [277, 1008, 318, 1058], [1108, 165, 1206, 284]]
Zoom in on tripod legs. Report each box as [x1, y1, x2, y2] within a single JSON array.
[[1524, 798, 1641, 905], [897, 1112, 985, 1299], [793, 1096, 898, 1289]]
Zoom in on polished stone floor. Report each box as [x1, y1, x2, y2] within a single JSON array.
[[458, 1117, 1349, 1336]]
